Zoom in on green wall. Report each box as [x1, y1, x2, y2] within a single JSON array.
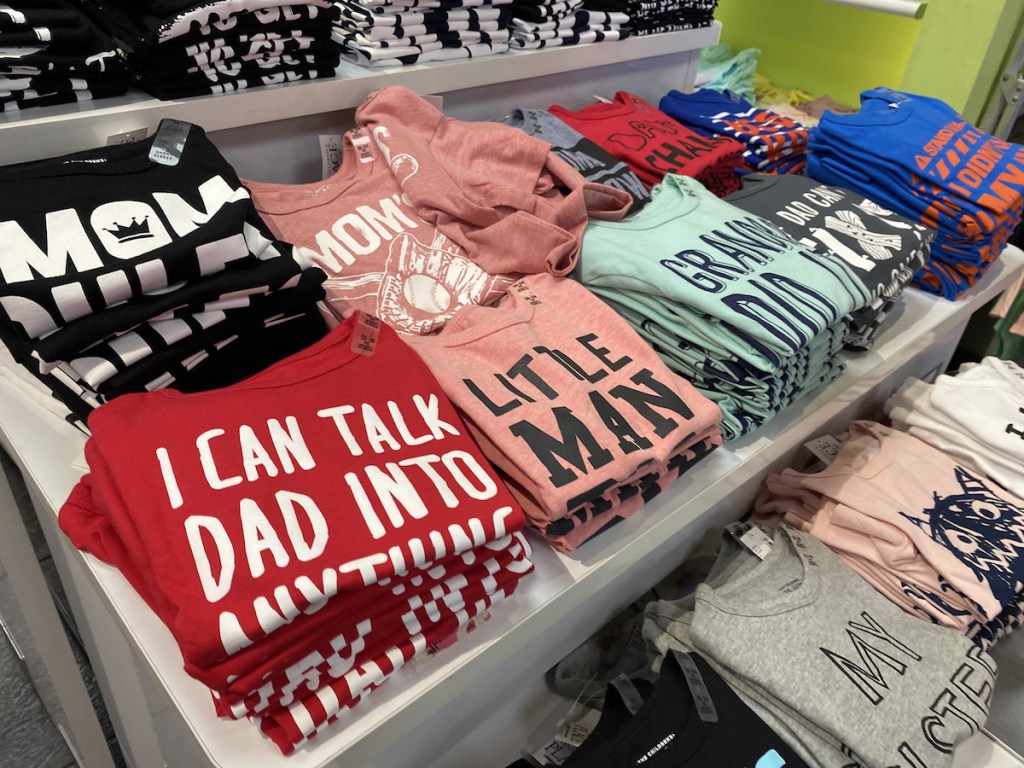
[[713, 0, 921, 107], [714, 0, 1023, 122], [900, 0, 1024, 122]]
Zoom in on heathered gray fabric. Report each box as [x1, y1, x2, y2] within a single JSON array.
[[645, 526, 996, 768]]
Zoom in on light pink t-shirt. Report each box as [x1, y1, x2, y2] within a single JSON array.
[[245, 86, 632, 335], [406, 273, 723, 547], [754, 420, 1024, 627]]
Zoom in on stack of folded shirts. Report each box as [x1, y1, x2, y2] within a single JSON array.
[[549, 523, 995, 768], [507, 0, 629, 50], [501, 106, 651, 215], [808, 87, 1024, 299], [75, 0, 340, 99], [59, 315, 535, 753], [725, 172, 934, 350], [643, 525, 994, 768], [886, 357, 1024, 500], [580, 0, 714, 36], [0, 0, 129, 112], [549, 91, 746, 196], [660, 88, 809, 175], [406, 273, 723, 553], [576, 174, 874, 440], [754, 420, 1024, 650], [334, 0, 513, 67], [0, 120, 327, 425]]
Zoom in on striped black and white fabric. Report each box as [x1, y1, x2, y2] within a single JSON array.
[[333, 0, 512, 67], [507, 0, 628, 50], [0, 1, 129, 112], [73, 0, 340, 99]]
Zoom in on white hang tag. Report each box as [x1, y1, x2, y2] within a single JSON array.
[[803, 434, 842, 466]]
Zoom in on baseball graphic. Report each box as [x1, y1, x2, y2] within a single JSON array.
[[403, 273, 452, 313]]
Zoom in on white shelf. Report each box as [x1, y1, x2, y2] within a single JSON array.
[[0, 24, 720, 166], [1, 247, 1021, 768]]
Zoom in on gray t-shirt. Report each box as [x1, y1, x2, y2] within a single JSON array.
[[645, 526, 996, 768], [502, 106, 650, 215]]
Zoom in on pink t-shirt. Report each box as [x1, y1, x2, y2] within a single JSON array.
[[245, 86, 632, 335], [754, 420, 1024, 628], [406, 273, 722, 549]]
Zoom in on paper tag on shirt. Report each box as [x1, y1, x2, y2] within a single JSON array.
[[554, 706, 601, 748], [348, 127, 374, 164], [319, 133, 343, 178], [350, 312, 382, 356], [609, 674, 645, 715], [803, 434, 842, 467], [672, 651, 718, 723], [725, 521, 773, 560], [148, 119, 191, 166]]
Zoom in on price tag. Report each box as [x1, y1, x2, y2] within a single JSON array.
[[148, 119, 191, 166], [738, 525, 774, 561]]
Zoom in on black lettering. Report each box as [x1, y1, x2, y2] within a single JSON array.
[[589, 391, 653, 454], [921, 688, 979, 752], [509, 406, 614, 488], [609, 368, 693, 437], [463, 378, 520, 417], [534, 346, 608, 384], [508, 354, 558, 399], [577, 333, 632, 372]]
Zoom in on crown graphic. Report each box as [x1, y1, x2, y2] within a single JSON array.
[[103, 216, 153, 243]]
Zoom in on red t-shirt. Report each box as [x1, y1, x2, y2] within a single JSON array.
[[549, 91, 746, 196], [60, 313, 529, 681]]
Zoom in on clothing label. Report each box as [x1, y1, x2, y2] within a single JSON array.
[[804, 434, 842, 467], [319, 133, 343, 178], [350, 312, 382, 356], [593, 94, 613, 103], [609, 674, 645, 715], [672, 651, 718, 723], [148, 119, 191, 166], [423, 94, 444, 111], [349, 127, 374, 164], [106, 127, 149, 146], [530, 738, 576, 766], [554, 706, 601, 748]]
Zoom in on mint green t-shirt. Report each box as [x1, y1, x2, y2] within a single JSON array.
[[576, 174, 871, 374]]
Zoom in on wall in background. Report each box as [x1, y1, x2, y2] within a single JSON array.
[[900, 0, 1024, 122], [713, 0, 920, 107], [713, 0, 1023, 122]]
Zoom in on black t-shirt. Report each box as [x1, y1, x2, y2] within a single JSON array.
[[562, 651, 810, 768], [0, 122, 307, 357]]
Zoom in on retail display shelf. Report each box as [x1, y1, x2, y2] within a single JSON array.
[[0, 23, 720, 167], [0, 246, 1020, 768]]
